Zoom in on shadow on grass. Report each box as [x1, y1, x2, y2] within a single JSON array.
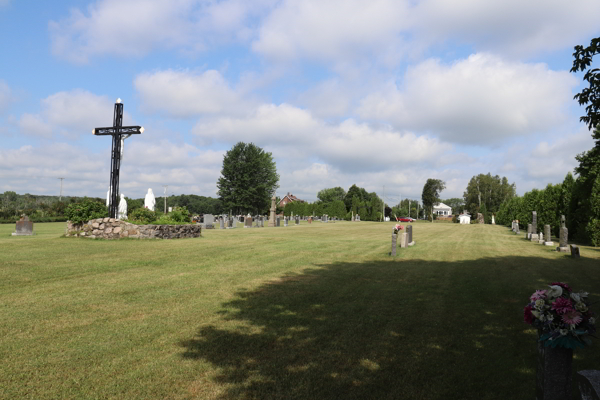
[[180, 256, 600, 400]]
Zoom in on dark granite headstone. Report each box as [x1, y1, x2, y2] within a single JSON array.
[[536, 341, 572, 400], [276, 216, 280, 227], [571, 244, 580, 258], [284, 217, 288, 227], [12, 215, 33, 236], [406, 224, 413, 244], [577, 370, 600, 400], [532, 211, 537, 236], [244, 215, 253, 228], [295, 216, 299, 225]]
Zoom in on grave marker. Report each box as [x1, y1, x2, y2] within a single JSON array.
[[12, 215, 33, 236]]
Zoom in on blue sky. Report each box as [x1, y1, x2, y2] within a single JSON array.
[[1, 0, 599, 205]]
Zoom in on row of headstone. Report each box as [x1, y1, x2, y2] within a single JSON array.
[[523, 213, 578, 257]]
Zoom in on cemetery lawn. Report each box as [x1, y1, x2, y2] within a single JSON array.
[[2, 222, 600, 400]]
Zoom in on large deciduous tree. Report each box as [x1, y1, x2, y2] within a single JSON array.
[[217, 142, 279, 215], [317, 187, 346, 203], [572, 37, 600, 130], [421, 179, 445, 222], [463, 173, 515, 217]]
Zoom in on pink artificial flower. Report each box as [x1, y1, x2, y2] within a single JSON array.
[[550, 282, 571, 292], [552, 297, 573, 314], [530, 290, 547, 301], [395, 224, 404, 231], [524, 305, 535, 324], [562, 310, 583, 325]]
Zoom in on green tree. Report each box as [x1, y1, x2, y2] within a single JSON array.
[[317, 187, 346, 203], [442, 198, 465, 215], [217, 142, 279, 215], [571, 37, 600, 129], [422, 179, 446, 222], [463, 173, 515, 216]]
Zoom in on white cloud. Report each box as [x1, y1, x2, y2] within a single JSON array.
[[194, 102, 448, 173], [357, 53, 577, 145], [48, 0, 275, 64], [134, 69, 252, 118], [295, 79, 352, 118], [18, 114, 53, 138], [413, 0, 600, 57], [16, 89, 132, 139], [252, 0, 411, 65]]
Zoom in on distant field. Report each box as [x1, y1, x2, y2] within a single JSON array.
[[1, 221, 599, 399]]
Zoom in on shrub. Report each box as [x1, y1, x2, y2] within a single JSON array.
[[169, 206, 191, 223], [128, 208, 156, 224], [65, 199, 108, 224]]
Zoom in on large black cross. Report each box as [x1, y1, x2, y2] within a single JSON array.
[[94, 99, 144, 218]]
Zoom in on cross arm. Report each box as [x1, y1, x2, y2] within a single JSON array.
[[93, 126, 144, 135]]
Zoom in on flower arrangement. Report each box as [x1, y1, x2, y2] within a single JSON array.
[[524, 282, 596, 349], [393, 224, 404, 234]]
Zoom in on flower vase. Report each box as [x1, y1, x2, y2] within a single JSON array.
[[536, 340, 573, 400]]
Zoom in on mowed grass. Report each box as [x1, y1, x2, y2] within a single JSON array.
[[1, 221, 600, 400]]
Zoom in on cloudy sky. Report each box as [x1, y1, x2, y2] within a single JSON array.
[[1, 0, 599, 204]]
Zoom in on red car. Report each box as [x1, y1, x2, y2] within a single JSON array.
[[397, 216, 414, 222]]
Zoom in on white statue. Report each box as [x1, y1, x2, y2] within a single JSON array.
[[120, 134, 132, 159], [144, 188, 156, 211], [118, 193, 127, 220]]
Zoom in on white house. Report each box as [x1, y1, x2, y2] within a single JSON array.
[[459, 213, 471, 224], [433, 202, 452, 216]]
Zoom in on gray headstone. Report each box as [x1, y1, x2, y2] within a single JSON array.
[[390, 233, 397, 256], [399, 232, 408, 248], [13, 215, 34, 236], [571, 244, 581, 258], [295, 216, 299, 225], [219, 218, 225, 229], [544, 225, 553, 245], [406, 225, 413, 244], [560, 226, 568, 248], [203, 214, 215, 229], [561, 215, 566, 228], [536, 342, 573, 400], [577, 370, 600, 400], [260, 216, 264, 227], [276, 216, 280, 227], [532, 211, 537, 235], [515, 224, 519, 234], [245, 216, 253, 228], [284, 217, 288, 227]]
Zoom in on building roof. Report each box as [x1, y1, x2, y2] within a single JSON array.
[[433, 202, 452, 209]]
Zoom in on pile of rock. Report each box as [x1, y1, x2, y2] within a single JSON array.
[[65, 218, 201, 239]]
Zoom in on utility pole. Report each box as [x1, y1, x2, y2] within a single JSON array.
[[58, 178, 64, 201], [382, 185, 385, 222], [163, 185, 168, 213]]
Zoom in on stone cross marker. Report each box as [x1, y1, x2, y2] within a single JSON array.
[[12, 215, 33, 236]]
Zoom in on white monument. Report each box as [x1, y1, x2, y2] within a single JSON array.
[[118, 193, 128, 220], [106, 186, 111, 207], [144, 188, 156, 211]]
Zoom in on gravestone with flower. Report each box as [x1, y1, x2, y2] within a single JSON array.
[[524, 282, 595, 400]]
